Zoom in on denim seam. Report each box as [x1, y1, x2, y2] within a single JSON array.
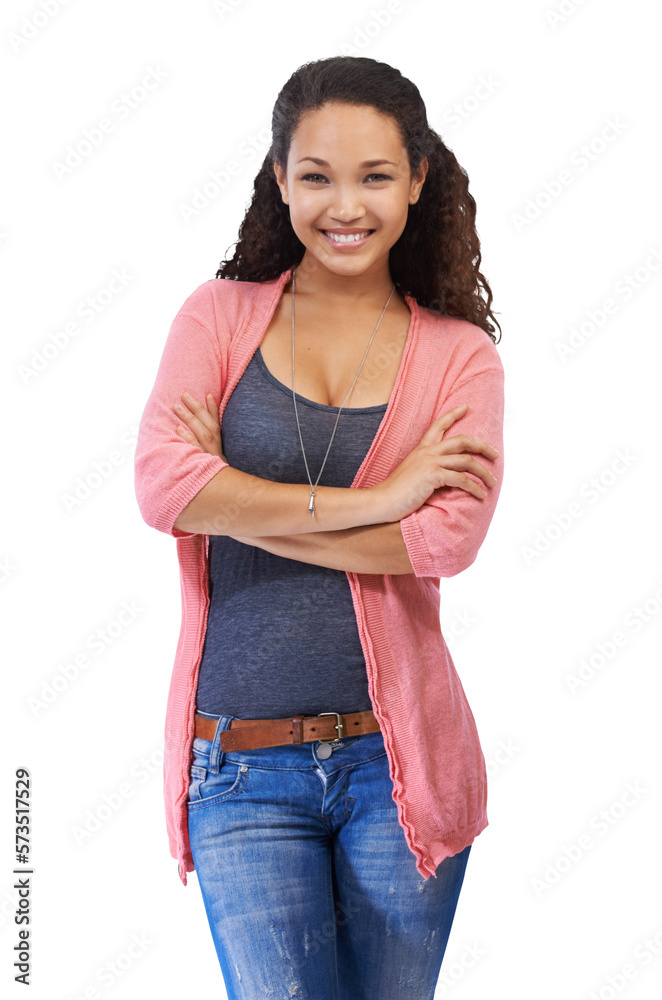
[[187, 768, 250, 811], [216, 750, 387, 774]]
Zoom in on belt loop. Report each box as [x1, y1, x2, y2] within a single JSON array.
[[291, 715, 305, 747], [209, 715, 233, 773]]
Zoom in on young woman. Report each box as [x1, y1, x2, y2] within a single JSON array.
[[135, 55, 504, 1000]]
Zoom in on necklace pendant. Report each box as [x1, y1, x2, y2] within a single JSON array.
[[308, 491, 315, 517]]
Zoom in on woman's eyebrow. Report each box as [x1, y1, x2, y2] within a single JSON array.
[[296, 156, 398, 168]]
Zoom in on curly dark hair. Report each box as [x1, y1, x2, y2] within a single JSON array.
[[216, 56, 501, 344]]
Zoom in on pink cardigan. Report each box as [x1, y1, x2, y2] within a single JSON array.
[[134, 266, 505, 885]]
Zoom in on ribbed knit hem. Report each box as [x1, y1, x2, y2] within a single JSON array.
[[399, 509, 434, 578], [155, 455, 230, 537]]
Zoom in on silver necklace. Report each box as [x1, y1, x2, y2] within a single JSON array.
[[290, 264, 396, 517]]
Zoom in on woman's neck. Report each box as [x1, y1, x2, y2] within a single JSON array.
[[291, 257, 396, 310]]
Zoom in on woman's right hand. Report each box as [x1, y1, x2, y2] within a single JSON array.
[[370, 403, 500, 522]]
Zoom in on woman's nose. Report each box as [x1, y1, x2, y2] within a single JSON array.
[[328, 188, 367, 222]]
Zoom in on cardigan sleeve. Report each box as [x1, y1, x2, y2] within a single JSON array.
[[399, 365, 505, 578], [134, 287, 231, 539]]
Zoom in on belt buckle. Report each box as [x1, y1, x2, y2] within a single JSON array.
[[317, 711, 344, 747]]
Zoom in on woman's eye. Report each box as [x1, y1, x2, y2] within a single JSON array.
[[300, 173, 392, 184]]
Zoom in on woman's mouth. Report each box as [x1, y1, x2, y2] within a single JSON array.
[[319, 229, 375, 249]]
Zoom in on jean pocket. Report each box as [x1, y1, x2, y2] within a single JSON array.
[[188, 764, 208, 803], [187, 759, 250, 811]]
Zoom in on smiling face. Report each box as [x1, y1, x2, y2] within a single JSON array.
[[273, 102, 427, 290]]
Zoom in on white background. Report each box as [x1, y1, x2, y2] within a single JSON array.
[[2, 1, 661, 998]]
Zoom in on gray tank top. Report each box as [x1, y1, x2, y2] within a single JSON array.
[[194, 346, 388, 720]]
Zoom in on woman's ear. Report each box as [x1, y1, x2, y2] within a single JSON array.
[[273, 161, 289, 205], [409, 155, 429, 205]]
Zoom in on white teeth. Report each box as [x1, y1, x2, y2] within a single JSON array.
[[323, 231, 372, 243]]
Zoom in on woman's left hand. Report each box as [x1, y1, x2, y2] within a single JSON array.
[[173, 391, 227, 462]]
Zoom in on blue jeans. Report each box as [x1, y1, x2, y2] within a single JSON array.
[[187, 713, 472, 1000]]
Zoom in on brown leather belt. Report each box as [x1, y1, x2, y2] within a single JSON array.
[[195, 709, 381, 752]]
